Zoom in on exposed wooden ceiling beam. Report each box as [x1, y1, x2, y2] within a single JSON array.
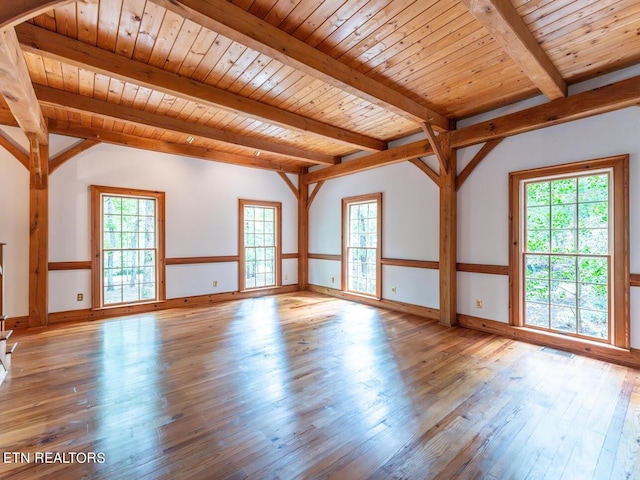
[[16, 23, 385, 153], [49, 139, 100, 173], [48, 121, 302, 174], [35, 85, 337, 166], [303, 140, 433, 185], [304, 74, 640, 183], [452, 74, 640, 148], [461, 0, 567, 100], [0, 27, 48, 144], [0, 0, 74, 29], [0, 108, 18, 126], [151, 0, 450, 131], [0, 128, 29, 168]]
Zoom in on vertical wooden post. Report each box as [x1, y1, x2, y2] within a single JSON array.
[[28, 133, 48, 327], [298, 174, 309, 290], [439, 132, 457, 326]]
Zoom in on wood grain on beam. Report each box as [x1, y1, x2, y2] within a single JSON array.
[[36, 85, 336, 165], [303, 140, 433, 185], [0, 1, 74, 29], [48, 121, 302, 174], [453, 75, 640, 149], [50, 139, 100, 173], [408, 158, 440, 186], [298, 180, 309, 289], [0, 109, 18, 127], [166, 256, 239, 265], [421, 122, 447, 174], [0, 129, 28, 168], [0, 27, 48, 143], [461, 0, 566, 100], [16, 23, 385, 152], [439, 132, 457, 327], [28, 134, 48, 327], [49, 261, 92, 271], [456, 138, 503, 191], [151, 0, 449, 131]]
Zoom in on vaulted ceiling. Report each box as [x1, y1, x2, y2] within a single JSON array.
[[1, 0, 640, 173]]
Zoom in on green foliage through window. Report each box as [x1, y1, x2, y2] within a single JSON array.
[[102, 194, 157, 305], [523, 173, 609, 339]]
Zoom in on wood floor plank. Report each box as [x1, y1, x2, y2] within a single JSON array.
[[0, 292, 639, 479]]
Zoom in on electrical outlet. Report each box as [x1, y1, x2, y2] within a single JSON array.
[[476, 298, 483, 309], [331, 277, 335, 283], [77, 293, 83, 301], [213, 280, 218, 287], [391, 286, 397, 294], [284, 274, 288, 281]]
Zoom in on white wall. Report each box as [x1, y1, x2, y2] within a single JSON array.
[[0, 138, 298, 316], [0, 127, 29, 317], [456, 63, 640, 349], [308, 160, 440, 309], [457, 106, 640, 348]]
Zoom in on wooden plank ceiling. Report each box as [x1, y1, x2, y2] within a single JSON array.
[[2, 0, 640, 173]]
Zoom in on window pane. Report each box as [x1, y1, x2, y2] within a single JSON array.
[[551, 229, 575, 253], [578, 175, 608, 203], [579, 309, 607, 338], [578, 283, 608, 311], [521, 170, 613, 343], [525, 255, 549, 279], [551, 178, 576, 204], [578, 202, 608, 229], [551, 305, 576, 333], [550, 281, 576, 307], [551, 204, 575, 229], [578, 257, 608, 285], [527, 206, 550, 230], [550, 256, 576, 282], [526, 302, 549, 328], [526, 182, 550, 206], [526, 279, 549, 303], [527, 230, 550, 252], [578, 228, 608, 255]]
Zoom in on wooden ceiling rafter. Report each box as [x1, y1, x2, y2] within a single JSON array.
[[0, 0, 75, 29], [451, 74, 640, 148], [35, 85, 338, 166], [0, 27, 48, 144], [303, 139, 433, 185], [461, 0, 567, 100], [15, 23, 386, 153], [304, 73, 640, 184], [48, 120, 303, 174], [150, 0, 451, 131]]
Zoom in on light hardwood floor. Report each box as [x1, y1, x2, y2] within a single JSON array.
[[0, 292, 639, 479]]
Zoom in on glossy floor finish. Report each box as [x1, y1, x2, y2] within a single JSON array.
[[0, 292, 639, 479]]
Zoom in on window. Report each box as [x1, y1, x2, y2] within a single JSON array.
[[91, 186, 165, 308], [342, 193, 382, 298], [239, 200, 281, 290], [510, 156, 629, 347]]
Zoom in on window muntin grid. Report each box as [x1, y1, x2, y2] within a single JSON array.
[[346, 201, 378, 296], [523, 173, 610, 340], [243, 205, 277, 289]]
